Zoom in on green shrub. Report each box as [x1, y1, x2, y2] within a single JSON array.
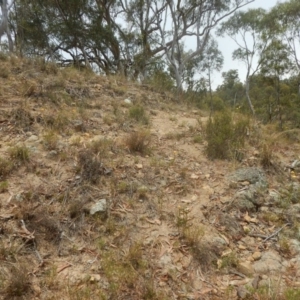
[[9, 145, 30, 162], [0, 181, 8, 193], [205, 111, 249, 160], [129, 105, 149, 125]]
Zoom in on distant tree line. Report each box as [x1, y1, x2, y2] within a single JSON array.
[[0, 0, 300, 127]]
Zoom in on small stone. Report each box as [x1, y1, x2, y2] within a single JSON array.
[[26, 135, 39, 142], [89, 199, 107, 215], [90, 274, 101, 282], [124, 98, 132, 104], [237, 286, 249, 299], [47, 150, 58, 157], [237, 261, 254, 277], [252, 251, 262, 261], [252, 275, 262, 289]]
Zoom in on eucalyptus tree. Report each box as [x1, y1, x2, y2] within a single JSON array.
[[218, 8, 269, 115], [269, 0, 300, 73], [217, 69, 244, 107], [153, 0, 254, 92], [198, 38, 223, 112], [259, 39, 293, 129], [118, 0, 167, 80], [11, 0, 122, 73], [0, 0, 14, 52]]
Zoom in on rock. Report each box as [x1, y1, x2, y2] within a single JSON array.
[[89, 199, 107, 215], [289, 239, 300, 256], [252, 251, 262, 261], [267, 190, 282, 205], [253, 250, 283, 274], [217, 213, 244, 240], [232, 194, 256, 212], [237, 286, 249, 299], [251, 275, 262, 289], [47, 150, 58, 157], [237, 261, 254, 277], [26, 135, 39, 143], [90, 274, 101, 282], [14, 193, 24, 202], [211, 236, 229, 248], [289, 182, 300, 204], [291, 160, 300, 170], [228, 168, 268, 187], [227, 168, 268, 212], [124, 98, 132, 104]]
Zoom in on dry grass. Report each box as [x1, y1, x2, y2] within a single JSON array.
[[125, 129, 151, 154], [0, 55, 299, 300]]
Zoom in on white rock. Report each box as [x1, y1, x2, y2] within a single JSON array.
[[124, 98, 132, 104], [90, 199, 107, 215]]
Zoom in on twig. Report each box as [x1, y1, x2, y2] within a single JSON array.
[[57, 262, 73, 274], [229, 269, 246, 278], [263, 223, 291, 243]]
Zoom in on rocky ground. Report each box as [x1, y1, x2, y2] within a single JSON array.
[[0, 56, 300, 299]]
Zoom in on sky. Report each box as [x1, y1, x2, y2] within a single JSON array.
[[210, 0, 281, 89]]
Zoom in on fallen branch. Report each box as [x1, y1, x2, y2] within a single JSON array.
[[263, 223, 291, 243]]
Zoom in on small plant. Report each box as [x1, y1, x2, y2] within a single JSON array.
[[126, 242, 146, 270], [77, 149, 104, 184], [43, 130, 59, 150], [4, 265, 31, 298], [0, 66, 9, 78], [0, 157, 13, 178], [125, 129, 151, 154], [0, 52, 8, 61], [69, 200, 84, 219], [219, 251, 239, 269], [260, 142, 273, 168], [205, 111, 249, 160], [176, 206, 190, 228], [129, 105, 149, 125], [169, 116, 177, 122], [9, 145, 30, 162], [193, 134, 203, 144], [279, 237, 291, 257], [0, 180, 8, 193], [89, 138, 113, 157], [285, 288, 300, 300]]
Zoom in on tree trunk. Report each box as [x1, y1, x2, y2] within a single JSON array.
[[0, 0, 13, 52], [245, 77, 255, 116]]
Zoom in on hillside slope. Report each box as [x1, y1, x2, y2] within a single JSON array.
[[1, 56, 300, 300]]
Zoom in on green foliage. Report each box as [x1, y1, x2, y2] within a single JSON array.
[[43, 130, 59, 150], [9, 145, 30, 162], [0, 181, 8, 193], [285, 288, 300, 300], [147, 69, 174, 92], [129, 105, 149, 125], [205, 111, 249, 160]]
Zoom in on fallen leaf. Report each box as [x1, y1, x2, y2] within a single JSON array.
[[190, 173, 199, 179], [199, 287, 214, 295], [221, 248, 232, 257], [145, 218, 161, 225]]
